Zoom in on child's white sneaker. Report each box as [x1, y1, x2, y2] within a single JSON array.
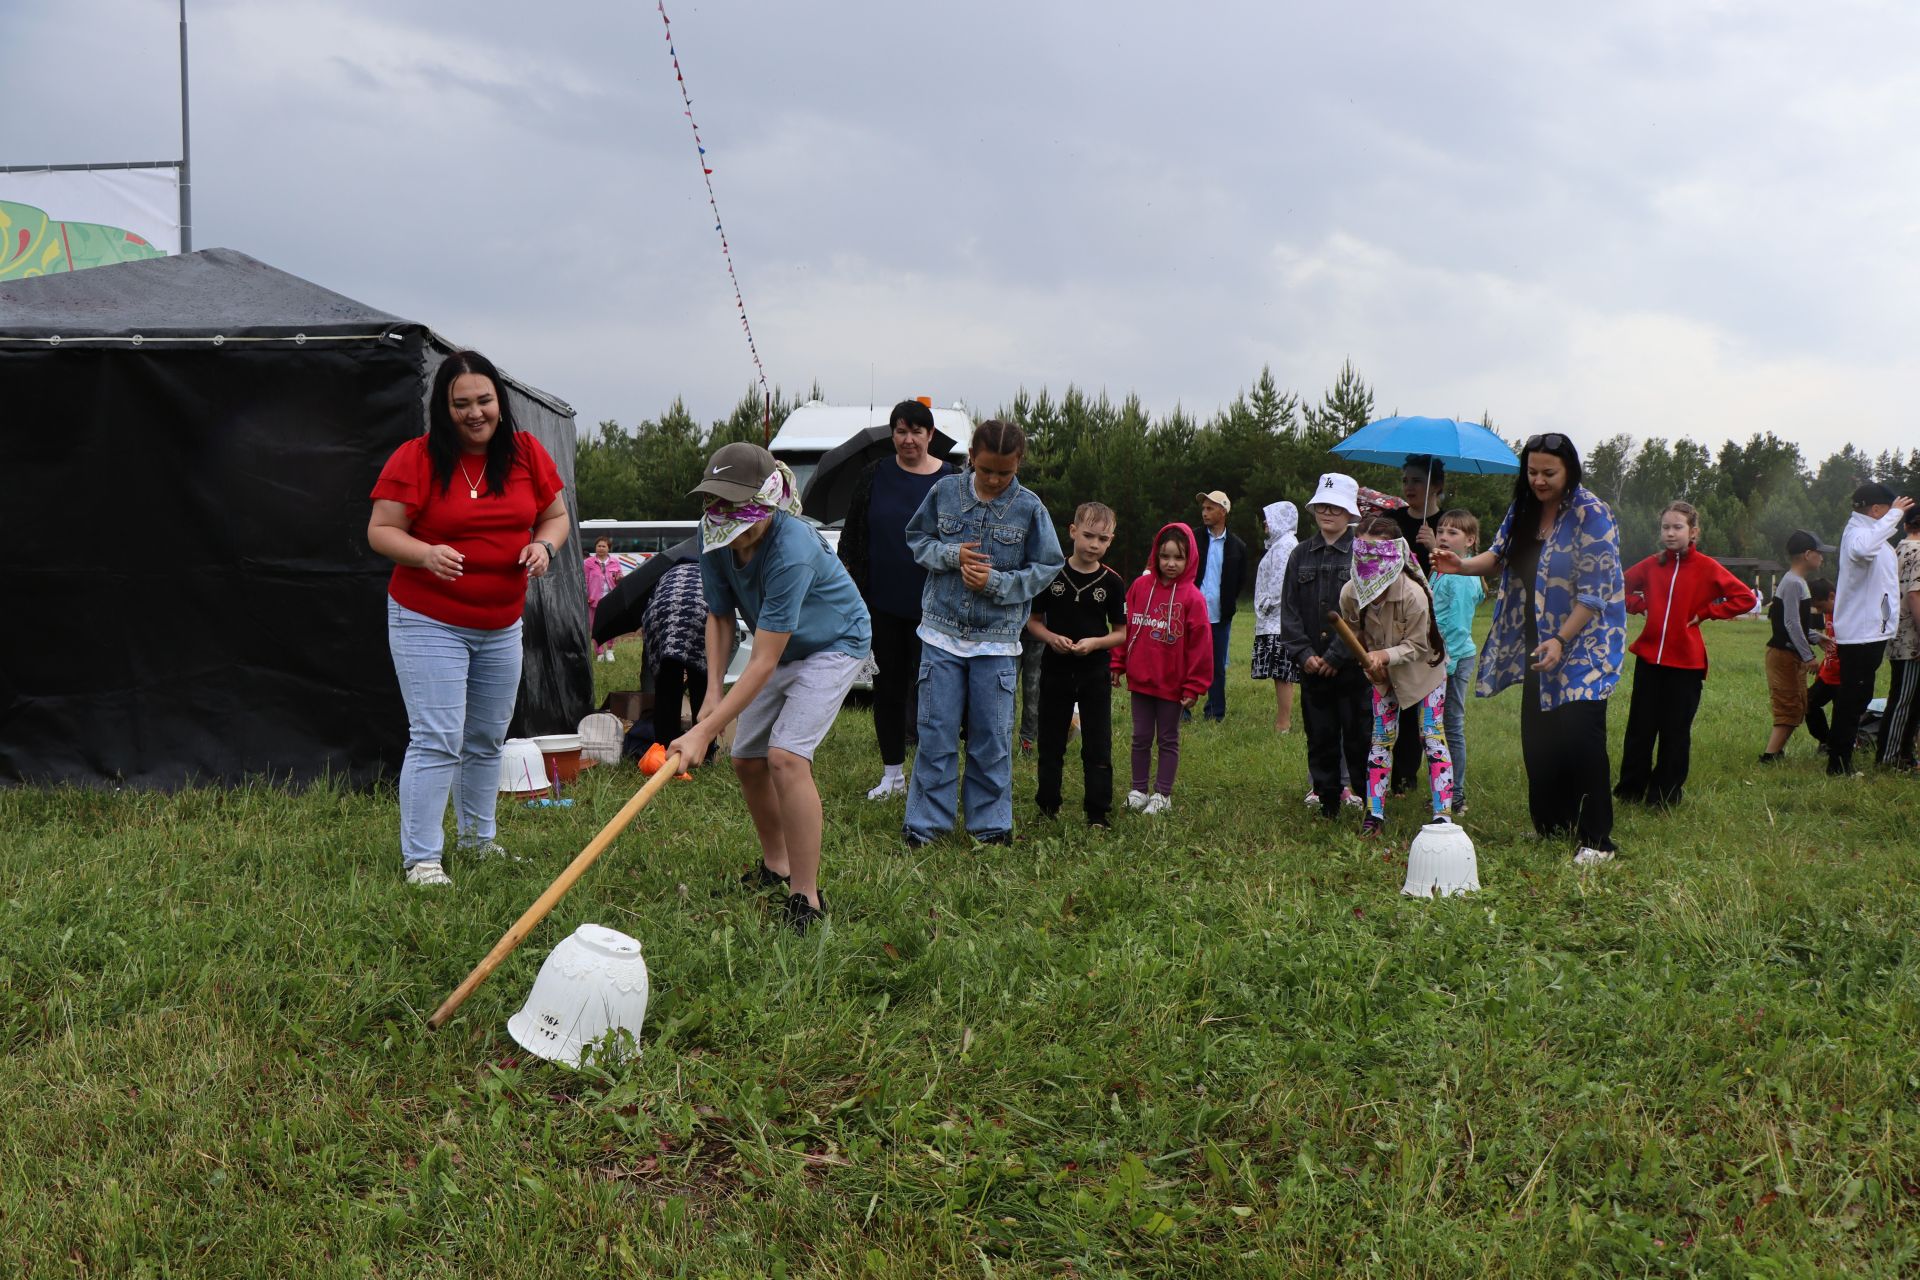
[[1303, 789, 1320, 808], [1142, 793, 1172, 815], [1126, 789, 1151, 811], [866, 772, 907, 801], [1341, 788, 1363, 807], [406, 859, 452, 886], [1573, 846, 1615, 867]]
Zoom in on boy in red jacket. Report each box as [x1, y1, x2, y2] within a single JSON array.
[[1112, 523, 1214, 814], [1614, 501, 1757, 806]]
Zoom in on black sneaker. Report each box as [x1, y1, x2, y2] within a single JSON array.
[[974, 832, 1013, 847], [1757, 752, 1783, 765], [1087, 813, 1111, 830], [903, 832, 933, 850], [741, 862, 790, 893], [784, 892, 826, 935], [1037, 806, 1060, 820], [1359, 816, 1386, 838]]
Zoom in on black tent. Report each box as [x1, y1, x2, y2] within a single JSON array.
[[0, 248, 592, 788]]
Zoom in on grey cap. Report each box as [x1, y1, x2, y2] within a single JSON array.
[[1785, 529, 1834, 556], [688, 442, 778, 503]]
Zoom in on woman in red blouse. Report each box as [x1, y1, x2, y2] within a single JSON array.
[[368, 350, 571, 886]]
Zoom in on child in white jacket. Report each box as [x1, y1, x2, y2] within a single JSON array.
[[1250, 500, 1300, 733], [1828, 480, 1914, 775]]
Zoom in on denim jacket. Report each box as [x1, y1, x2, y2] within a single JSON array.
[[907, 473, 1064, 646]]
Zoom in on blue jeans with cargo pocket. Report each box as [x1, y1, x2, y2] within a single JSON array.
[[904, 645, 1018, 842]]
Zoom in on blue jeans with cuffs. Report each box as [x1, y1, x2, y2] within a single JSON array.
[[387, 598, 522, 868], [905, 645, 1017, 842]]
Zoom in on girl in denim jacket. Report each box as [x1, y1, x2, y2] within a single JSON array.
[[902, 421, 1065, 846]]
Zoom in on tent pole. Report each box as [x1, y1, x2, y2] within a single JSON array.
[[178, 0, 192, 253]]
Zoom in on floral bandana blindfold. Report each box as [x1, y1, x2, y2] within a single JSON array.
[[700, 459, 805, 553], [1351, 536, 1413, 610]]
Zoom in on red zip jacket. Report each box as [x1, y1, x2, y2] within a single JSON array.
[[1623, 547, 1757, 672], [1113, 521, 1214, 703]]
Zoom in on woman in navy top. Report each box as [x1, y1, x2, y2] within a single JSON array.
[[837, 400, 957, 799]]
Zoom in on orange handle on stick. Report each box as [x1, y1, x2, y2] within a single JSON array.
[[426, 750, 683, 1030]]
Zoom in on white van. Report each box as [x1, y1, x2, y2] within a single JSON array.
[[769, 399, 975, 501]]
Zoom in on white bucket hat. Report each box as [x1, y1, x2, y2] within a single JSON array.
[[508, 923, 651, 1067], [1308, 472, 1360, 517]]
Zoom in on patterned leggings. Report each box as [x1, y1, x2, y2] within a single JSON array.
[[1369, 684, 1454, 820]]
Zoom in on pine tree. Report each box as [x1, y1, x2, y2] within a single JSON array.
[[1302, 358, 1373, 442]]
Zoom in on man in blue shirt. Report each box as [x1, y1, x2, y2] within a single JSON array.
[[668, 443, 871, 934], [1192, 490, 1247, 721]]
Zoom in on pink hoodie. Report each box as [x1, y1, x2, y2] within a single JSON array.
[[1113, 521, 1215, 703]]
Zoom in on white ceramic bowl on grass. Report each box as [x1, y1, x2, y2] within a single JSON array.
[[507, 924, 650, 1068]]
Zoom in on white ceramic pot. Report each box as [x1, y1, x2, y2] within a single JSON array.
[[498, 738, 549, 795], [1402, 820, 1480, 898], [507, 923, 650, 1068]]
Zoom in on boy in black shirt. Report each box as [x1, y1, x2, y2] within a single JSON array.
[[1028, 502, 1129, 826]]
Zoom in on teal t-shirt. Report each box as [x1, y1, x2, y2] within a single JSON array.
[[1431, 572, 1484, 674], [700, 512, 872, 662]]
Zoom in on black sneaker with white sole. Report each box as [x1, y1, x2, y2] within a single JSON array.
[[783, 893, 826, 934]]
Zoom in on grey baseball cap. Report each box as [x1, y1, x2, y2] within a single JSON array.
[[688, 442, 778, 503]]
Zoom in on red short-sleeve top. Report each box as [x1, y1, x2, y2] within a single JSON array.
[[371, 434, 565, 630]]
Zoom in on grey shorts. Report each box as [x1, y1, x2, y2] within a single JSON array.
[[730, 649, 864, 761]]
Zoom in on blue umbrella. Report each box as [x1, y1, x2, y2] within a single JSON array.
[[1331, 416, 1519, 475]]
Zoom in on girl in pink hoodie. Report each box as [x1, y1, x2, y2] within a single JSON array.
[[1112, 523, 1214, 813]]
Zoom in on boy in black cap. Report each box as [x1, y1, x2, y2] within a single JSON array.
[[1759, 529, 1831, 762]]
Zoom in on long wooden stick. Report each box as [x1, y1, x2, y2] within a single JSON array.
[[1326, 610, 1374, 677], [427, 751, 683, 1030]]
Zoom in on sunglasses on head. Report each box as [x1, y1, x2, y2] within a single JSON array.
[[1524, 433, 1568, 453]]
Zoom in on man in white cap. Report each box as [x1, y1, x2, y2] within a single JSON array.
[[667, 441, 871, 934], [1192, 489, 1247, 720], [1278, 473, 1369, 819]]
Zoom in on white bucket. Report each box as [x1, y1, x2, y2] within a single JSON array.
[[1401, 820, 1480, 897], [498, 739, 549, 795], [507, 924, 650, 1068]]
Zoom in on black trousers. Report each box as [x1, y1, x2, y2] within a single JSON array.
[[1827, 641, 1885, 774], [1807, 680, 1837, 743], [1035, 657, 1113, 820], [1520, 686, 1614, 851], [654, 658, 707, 745], [1877, 656, 1920, 767], [1391, 704, 1422, 792], [871, 611, 922, 766], [1614, 658, 1704, 807], [1300, 667, 1370, 818]]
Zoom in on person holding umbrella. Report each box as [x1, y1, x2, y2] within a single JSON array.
[[836, 399, 957, 800], [1433, 433, 1627, 866]]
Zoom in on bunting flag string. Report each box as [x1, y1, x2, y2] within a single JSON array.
[[657, 0, 771, 432]]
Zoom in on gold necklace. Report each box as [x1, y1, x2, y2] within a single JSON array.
[[458, 458, 483, 499]]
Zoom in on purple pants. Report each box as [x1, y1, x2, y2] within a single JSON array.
[[1130, 693, 1183, 796]]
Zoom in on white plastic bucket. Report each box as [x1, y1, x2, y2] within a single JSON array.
[[507, 924, 650, 1068], [1401, 820, 1480, 897], [498, 739, 549, 795]]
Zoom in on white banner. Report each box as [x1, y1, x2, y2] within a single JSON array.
[[0, 167, 180, 277]]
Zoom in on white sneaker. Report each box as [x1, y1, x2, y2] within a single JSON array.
[[1573, 846, 1615, 867], [406, 859, 452, 886], [866, 773, 906, 800], [462, 839, 520, 863], [1126, 789, 1151, 811], [1341, 788, 1363, 808], [1143, 793, 1172, 815], [1303, 790, 1320, 808]]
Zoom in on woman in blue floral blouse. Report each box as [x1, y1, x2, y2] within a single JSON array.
[[1433, 434, 1627, 866]]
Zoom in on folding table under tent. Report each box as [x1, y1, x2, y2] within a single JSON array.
[[0, 248, 592, 787]]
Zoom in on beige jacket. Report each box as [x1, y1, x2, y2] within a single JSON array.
[[1338, 570, 1447, 706]]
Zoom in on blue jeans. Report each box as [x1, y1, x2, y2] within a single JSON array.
[[388, 599, 522, 868], [1444, 662, 1473, 802], [1203, 618, 1232, 720], [905, 645, 1017, 841]]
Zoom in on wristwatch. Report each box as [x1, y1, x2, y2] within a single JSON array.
[[537, 539, 557, 560]]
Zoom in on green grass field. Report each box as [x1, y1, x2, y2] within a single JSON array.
[[4, 619, 1917, 1277]]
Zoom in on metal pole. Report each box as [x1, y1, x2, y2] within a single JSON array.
[[178, 0, 192, 253]]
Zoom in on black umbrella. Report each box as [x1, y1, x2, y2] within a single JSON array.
[[590, 535, 701, 643], [801, 423, 959, 524]]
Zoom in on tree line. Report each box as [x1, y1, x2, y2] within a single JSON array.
[[573, 362, 1900, 585]]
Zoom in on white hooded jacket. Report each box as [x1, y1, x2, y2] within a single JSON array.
[[1253, 500, 1300, 638], [1833, 507, 1905, 645]]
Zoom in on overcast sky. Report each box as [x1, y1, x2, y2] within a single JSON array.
[[6, 0, 1918, 460]]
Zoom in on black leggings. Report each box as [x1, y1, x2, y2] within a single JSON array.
[[1828, 641, 1886, 774], [871, 611, 922, 766]]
